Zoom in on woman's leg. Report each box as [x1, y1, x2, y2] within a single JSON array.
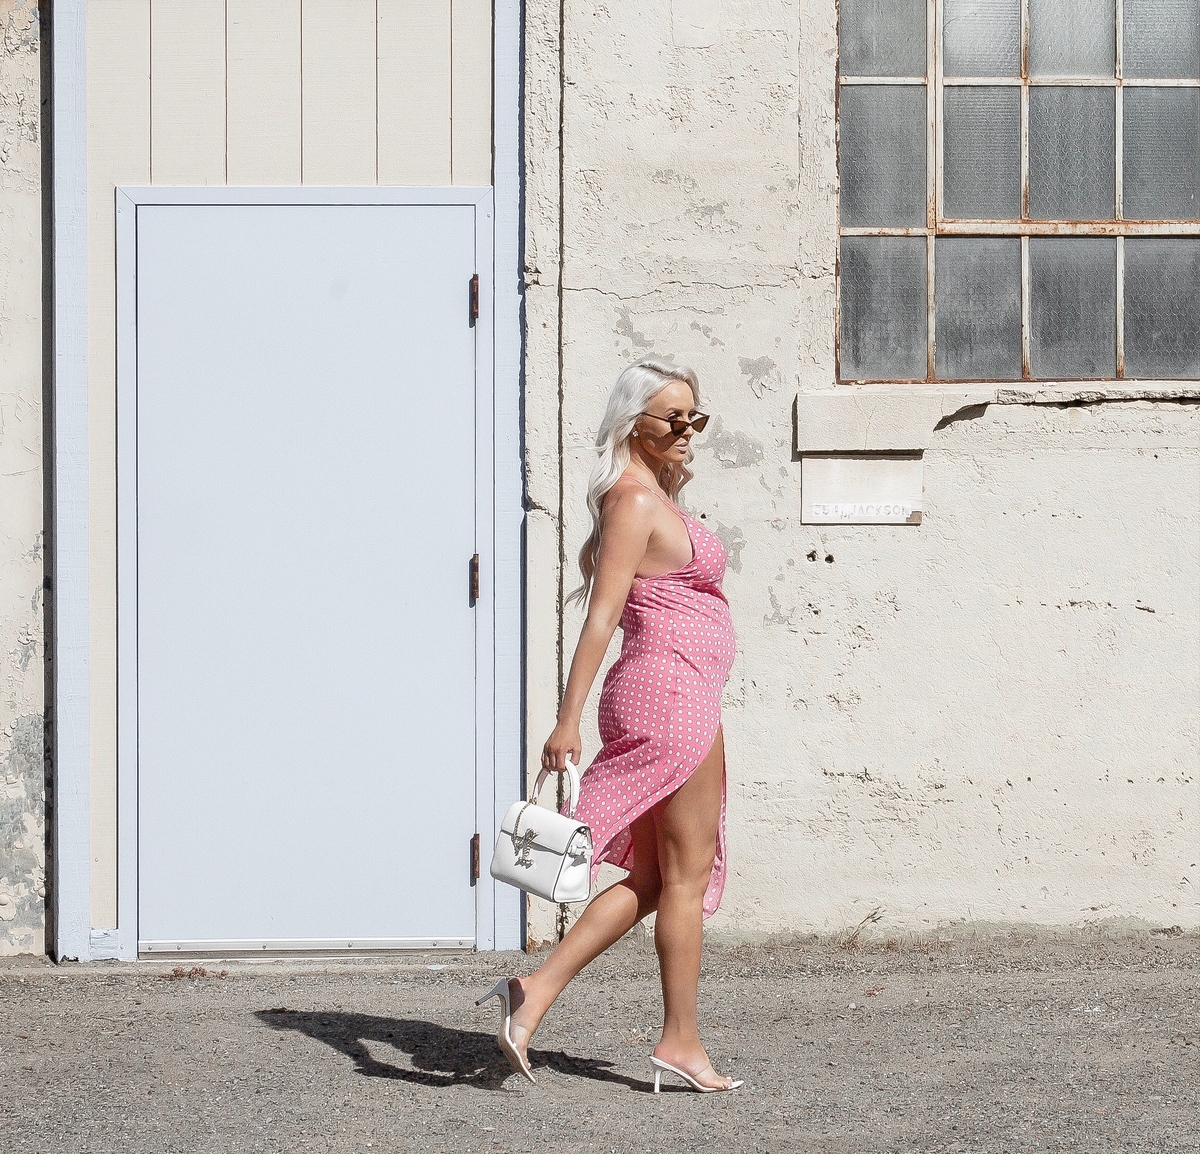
[[651, 725, 734, 1088], [507, 809, 662, 1060]]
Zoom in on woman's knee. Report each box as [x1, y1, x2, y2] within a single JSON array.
[[658, 842, 716, 897]]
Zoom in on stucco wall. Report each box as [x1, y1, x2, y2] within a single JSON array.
[[522, 0, 1200, 945], [0, 0, 43, 956]]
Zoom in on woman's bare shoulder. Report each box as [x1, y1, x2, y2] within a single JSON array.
[[601, 477, 659, 522]]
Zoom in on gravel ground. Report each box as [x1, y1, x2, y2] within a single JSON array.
[[1, 931, 1196, 1153]]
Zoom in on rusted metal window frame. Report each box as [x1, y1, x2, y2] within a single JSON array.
[[836, 0, 1200, 383]]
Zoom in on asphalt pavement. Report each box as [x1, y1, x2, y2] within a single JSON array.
[[1, 929, 1195, 1153]]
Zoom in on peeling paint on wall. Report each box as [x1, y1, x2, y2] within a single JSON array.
[[0, 0, 43, 956], [0, 0, 39, 186], [738, 355, 779, 398], [0, 715, 44, 952], [697, 416, 766, 470], [525, 0, 1199, 946]]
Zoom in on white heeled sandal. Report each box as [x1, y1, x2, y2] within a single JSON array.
[[650, 1054, 743, 1093], [476, 978, 536, 1084]]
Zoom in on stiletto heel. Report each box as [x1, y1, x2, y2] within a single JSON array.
[[476, 978, 536, 1084], [649, 1054, 743, 1093]]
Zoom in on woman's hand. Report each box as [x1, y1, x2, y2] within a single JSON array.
[[542, 723, 582, 772]]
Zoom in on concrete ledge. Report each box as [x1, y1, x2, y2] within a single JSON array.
[[795, 382, 1200, 453], [992, 383, 1200, 406]]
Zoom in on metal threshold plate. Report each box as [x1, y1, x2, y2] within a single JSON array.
[[140, 937, 474, 954]]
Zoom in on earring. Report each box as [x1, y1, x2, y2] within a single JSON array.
[[631, 430, 639, 437]]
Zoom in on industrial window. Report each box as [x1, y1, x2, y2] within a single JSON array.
[[837, 0, 1200, 382]]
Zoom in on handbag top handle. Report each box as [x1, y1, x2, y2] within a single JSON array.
[[531, 758, 581, 817]]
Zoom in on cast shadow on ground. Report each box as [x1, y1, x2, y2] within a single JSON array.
[[255, 1009, 663, 1092]]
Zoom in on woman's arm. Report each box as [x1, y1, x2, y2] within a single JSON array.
[[542, 486, 657, 772]]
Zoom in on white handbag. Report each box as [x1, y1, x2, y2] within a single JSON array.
[[490, 760, 593, 903]]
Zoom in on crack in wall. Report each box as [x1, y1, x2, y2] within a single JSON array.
[[556, 278, 803, 301], [936, 390, 1200, 431]]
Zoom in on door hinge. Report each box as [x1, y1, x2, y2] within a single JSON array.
[[469, 274, 479, 326], [469, 553, 480, 604], [470, 833, 481, 883]]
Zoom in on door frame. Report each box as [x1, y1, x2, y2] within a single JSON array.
[[110, 187, 518, 958]]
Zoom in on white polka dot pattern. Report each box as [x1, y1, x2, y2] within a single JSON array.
[[565, 478, 738, 918]]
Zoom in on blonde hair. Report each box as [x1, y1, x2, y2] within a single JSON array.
[[566, 357, 700, 609]]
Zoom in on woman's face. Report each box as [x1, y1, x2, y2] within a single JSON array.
[[631, 381, 702, 465]]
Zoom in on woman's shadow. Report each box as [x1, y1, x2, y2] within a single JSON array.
[[255, 1009, 659, 1092]]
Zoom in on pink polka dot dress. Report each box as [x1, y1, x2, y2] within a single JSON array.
[[568, 476, 737, 918]]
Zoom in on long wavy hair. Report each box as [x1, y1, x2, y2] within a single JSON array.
[[565, 357, 701, 609]]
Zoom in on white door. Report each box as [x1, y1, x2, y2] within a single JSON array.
[[134, 203, 479, 950]]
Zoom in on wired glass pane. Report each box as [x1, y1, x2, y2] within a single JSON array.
[[1123, 0, 1200, 79], [1029, 239, 1117, 378], [1124, 240, 1200, 379], [943, 87, 1022, 218], [943, 0, 1022, 76], [840, 0, 928, 76], [839, 238, 929, 380], [935, 238, 1023, 379], [1123, 88, 1200, 222], [839, 85, 928, 227], [1028, 86, 1116, 220], [1029, 0, 1116, 77]]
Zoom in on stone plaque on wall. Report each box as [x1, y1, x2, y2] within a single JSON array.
[[801, 452, 923, 524]]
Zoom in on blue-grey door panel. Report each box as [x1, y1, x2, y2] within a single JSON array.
[[135, 204, 477, 947]]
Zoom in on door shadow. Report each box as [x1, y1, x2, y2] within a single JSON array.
[[255, 1009, 658, 1092]]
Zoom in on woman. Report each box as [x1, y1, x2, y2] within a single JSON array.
[[478, 356, 741, 1093]]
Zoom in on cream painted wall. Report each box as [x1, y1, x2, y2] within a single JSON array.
[[522, 0, 1200, 945], [86, 0, 494, 928]]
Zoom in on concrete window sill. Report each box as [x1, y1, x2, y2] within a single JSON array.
[[795, 382, 1200, 454]]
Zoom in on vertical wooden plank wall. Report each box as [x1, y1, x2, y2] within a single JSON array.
[[301, 0, 378, 183], [85, 0, 494, 931], [150, 1, 228, 182], [379, 0, 452, 184], [87, 0, 151, 929], [452, 0, 494, 185], [228, 0, 302, 184]]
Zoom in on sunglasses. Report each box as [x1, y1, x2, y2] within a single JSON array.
[[637, 410, 711, 437]]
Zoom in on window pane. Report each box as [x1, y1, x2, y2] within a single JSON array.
[[1123, 88, 1200, 221], [943, 0, 1021, 76], [839, 0, 927, 76], [1029, 0, 1116, 76], [1028, 86, 1116, 219], [839, 86, 928, 227], [1123, 0, 1200, 79], [935, 238, 1022, 379], [1124, 239, 1200, 379], [1030, 239, 1117, 378], [839, 238, 928, 380], [943, 87, 1021, 218]]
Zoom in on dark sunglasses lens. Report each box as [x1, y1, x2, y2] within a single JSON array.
[[690, 413, 710, 432]]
